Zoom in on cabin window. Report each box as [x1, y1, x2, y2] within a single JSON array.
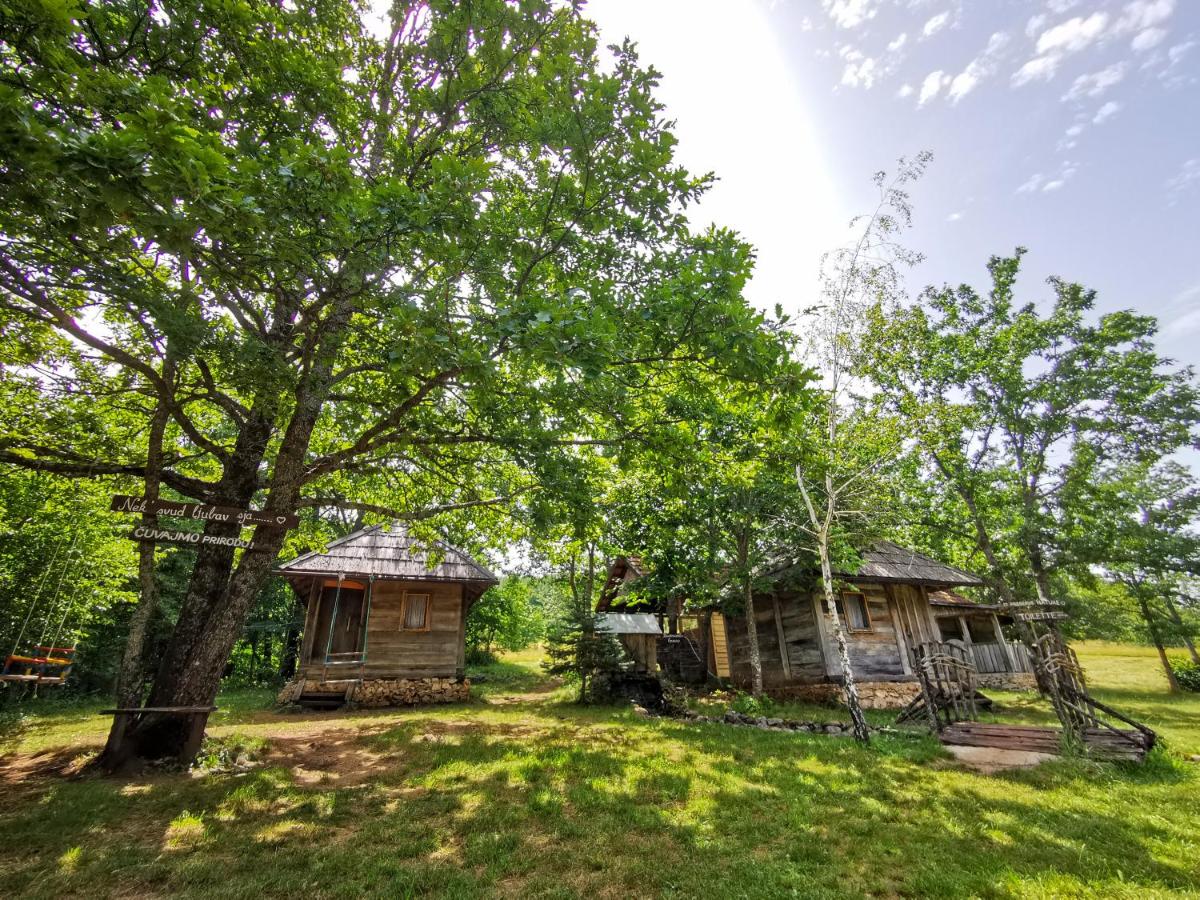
[[835, 592, 872, 632], [401, 592, 431, 631]]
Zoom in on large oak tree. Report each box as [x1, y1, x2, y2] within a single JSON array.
[[0, 0, 784, 761]]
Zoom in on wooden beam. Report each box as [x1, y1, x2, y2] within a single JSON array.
[[772, 593, 792, 681], [810, 592, 838, 678], [884, 584, 913, 676]]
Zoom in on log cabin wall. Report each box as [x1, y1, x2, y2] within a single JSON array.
[[813, 583, 908, 680], [297, 579, 466, 680], [723, 583, 912, 687], [724, 590, 828, 687]]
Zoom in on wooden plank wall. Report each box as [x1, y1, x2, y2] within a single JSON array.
[[300, 579, 465, 679], [814, 584, 908, 680], [724, 591, 827, 686], [723, 584, 909, 686]]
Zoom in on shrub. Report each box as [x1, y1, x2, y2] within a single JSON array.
[[730, 691, 776, 718], [1172, 657, 1200, 692]]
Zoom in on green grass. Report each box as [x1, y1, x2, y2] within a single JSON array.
[[0, 643, 1197, 898]]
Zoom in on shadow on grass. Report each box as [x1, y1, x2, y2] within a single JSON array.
[[3, 702, 1197, 899]]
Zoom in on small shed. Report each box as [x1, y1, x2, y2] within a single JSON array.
[[275, 523, 497, 707], [597, 612, 662, 673]]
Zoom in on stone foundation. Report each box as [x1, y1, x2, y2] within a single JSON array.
[[764, 680, 922, 709], [976, 672, 1038, 691], [277, 676, 470, 707]]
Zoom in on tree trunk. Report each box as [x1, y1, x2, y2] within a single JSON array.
[[280, 620, 300, 679], [99, 361, 173, 768], [697, 609, 712, 685], [816, 531, 870, 744], [1163, 594, 1200, 664], [742, 575, 764, 696], [1136, 593, 1180, 692], [109, 297, 353, 765]]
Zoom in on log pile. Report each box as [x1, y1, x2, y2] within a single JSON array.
[[276, 676, 469, 707]]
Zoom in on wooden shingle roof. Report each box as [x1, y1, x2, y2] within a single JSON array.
[[836, 541, 983, 587], [276, 523, 498, 585]]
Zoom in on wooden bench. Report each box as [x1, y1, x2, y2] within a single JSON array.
[[100, 706, 218, 763]]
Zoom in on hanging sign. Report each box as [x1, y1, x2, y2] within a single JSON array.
[[130, 525, 265, 551], [110, 495, 299, 529], [1014, 610, 1070, 622], [1001, 600, 1066, 609]]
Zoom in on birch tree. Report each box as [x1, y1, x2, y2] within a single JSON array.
[[796, 153, 931, 744]]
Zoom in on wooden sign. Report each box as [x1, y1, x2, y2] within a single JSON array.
[[1001, 600, 1066, 609], [130, 525, 264, 551], [111, 495, 298, 529], [1014, 610, 1070, 622]]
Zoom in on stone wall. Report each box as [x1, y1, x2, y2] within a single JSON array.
[[276, 676, 470, 707], [976, 672, 1038, 691], [765, 680, 922, 709]]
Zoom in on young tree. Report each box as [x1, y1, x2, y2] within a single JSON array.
[[1, 1, 783, 762], [795, 154, 931, 743]]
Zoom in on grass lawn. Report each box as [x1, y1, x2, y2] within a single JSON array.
[[0, 644, 1197, 898]]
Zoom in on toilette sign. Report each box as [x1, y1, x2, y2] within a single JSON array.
[[110, 495, 299, 529]]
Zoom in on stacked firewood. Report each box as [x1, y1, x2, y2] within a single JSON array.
[[348, 677, 470, 707]]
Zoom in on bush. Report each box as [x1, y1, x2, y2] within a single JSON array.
[[730, 691, 776, 718], [1173, 658, 1200, 692]]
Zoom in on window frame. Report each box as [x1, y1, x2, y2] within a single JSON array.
[[399, 591, 432, 633], [834, 591, 873, 633]]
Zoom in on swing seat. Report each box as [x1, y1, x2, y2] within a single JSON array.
[[2, 646, 75, 683]]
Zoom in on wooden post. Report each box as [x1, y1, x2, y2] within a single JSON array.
[[772, 593, 792, 681], [885, 584, 913, 676], [957, 615, 977, 670], [991, 612, 1016, 673], [811, 592, 837, 678]]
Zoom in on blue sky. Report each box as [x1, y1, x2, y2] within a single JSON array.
[[588, 0, 1200, 370]]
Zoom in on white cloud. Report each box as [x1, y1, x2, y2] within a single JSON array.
[[1012, 55, 1061, 85], [888, 32, 908, 52], [1036, 12, 1110, 55], [1026, 14, 1047, 38], [1166, 158, 1200, 205], [1114, 0, 1175, 34], [1017, 173, 1045, 193], [823, 0, 879, 29], [918, 69, 950, 105], [1018, 162, 1077, 195], [922, 11, 951, 38], [1065, 123, 1085, 137], [946, 211, 963, 222], [1093, 100, 1121, 123], [1047, 0, 1080, 12], [945, 32, 1010, 104], [896, 82, 914, 98], [841, 52, 880, 88], [1062, 62, 1127, 101], [1131, 27, 1167, 51]]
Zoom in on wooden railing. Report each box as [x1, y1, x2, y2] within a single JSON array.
[[958, 641, 1033, 674]]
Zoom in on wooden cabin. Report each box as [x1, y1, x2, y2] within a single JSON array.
[[602, 542, 1035, 708], [275, 524, 497, 708]]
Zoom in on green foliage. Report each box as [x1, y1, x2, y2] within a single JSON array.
[[542, 594, 626, 703], [861, 249, 1200, 607], [729, 690, 778, 718], [465, 576, 548, 662], [1172, 658, 1200, 692]]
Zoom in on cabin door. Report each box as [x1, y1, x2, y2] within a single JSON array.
[[309, 582, 366, 663]]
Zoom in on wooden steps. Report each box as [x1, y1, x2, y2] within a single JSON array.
[[939, 722, 1153, 762], [297, 690, 347, 710]]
